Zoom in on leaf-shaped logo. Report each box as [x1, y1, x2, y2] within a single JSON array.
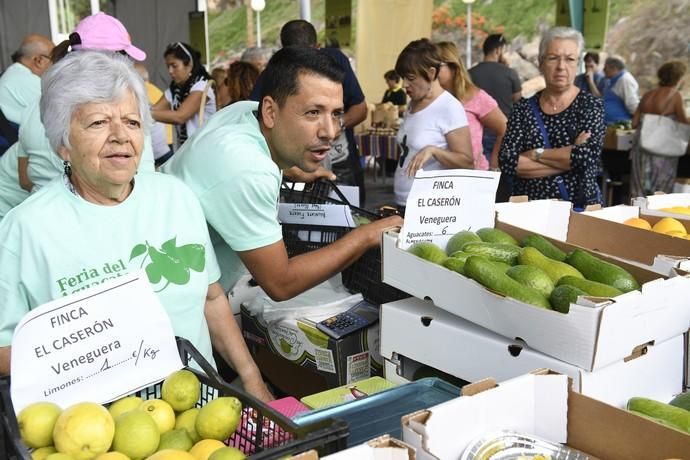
[[128, 237, 206, 292]]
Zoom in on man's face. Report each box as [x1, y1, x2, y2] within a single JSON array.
[[603, 64, 618, 78], [261, 73, 344, 172]]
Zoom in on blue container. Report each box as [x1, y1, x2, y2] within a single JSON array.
[[294, 377, 460, 447]]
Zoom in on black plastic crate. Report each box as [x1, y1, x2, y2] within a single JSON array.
[[280, 180, 346, 205], [0, 337, 348, 459], [341, 248, 410, 306]]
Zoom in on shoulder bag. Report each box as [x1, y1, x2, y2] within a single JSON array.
[[639, 89, 690, 157]]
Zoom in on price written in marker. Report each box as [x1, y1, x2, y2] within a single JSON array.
[[11, 272, 183, 414]]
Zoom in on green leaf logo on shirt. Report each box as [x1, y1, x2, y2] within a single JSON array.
[[129, 237, 205, 292]]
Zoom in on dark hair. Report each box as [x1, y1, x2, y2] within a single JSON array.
[[583, 51, 599, 65], [164, 42, 210, 81], [395, 38, 443, 83], [384, 69, 400, 82], [259, 47, 344, 112], [657, 60, 687, 87], [280, 20, 317, 48], [226, 61, 260, 105], [482, 34, 507, 55]]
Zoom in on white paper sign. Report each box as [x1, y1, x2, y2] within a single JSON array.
[[399, 169, 500, 250], [10, 271, 183, 414], [278, 203, 357, 227]]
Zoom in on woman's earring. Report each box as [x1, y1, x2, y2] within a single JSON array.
[[63, 160, 72, 176]]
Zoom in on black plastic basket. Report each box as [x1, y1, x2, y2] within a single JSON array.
[[0, 337, 348, 459], [280, 180, 346, 205], [340, 249, 410, 306]]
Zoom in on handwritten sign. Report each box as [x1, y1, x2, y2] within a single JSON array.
[[10, 271, 183, 414], [399, 169, 500, 250], [278, 203, 357, 227]]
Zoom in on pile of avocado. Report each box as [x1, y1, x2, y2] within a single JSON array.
[[407, 228, 641, 313], [628, 394, 690, 434]]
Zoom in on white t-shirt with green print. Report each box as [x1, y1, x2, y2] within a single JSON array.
[[0, 171, 220, 366]]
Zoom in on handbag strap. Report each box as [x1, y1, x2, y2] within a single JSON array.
[[529, 96, 570, 201]]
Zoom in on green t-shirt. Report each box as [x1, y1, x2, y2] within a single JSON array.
[[18, 101, 155, 192], [0, 142, 30, 221], [163, 101, 282, 291], [0, 171, 220, 366], [0, 63, 40, 124]]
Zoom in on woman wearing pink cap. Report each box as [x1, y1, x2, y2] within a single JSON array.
[[151, 42, 216, 151]]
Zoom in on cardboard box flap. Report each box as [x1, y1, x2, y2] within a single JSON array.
[[495, 199, 572, 241], [403, 374, 568, 460], [637, 192, 690, 209], [324, 434, 416, 459], [292, 451, 319, 460], [461, 377, 497, 396]]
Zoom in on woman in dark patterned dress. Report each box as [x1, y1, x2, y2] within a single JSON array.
[[499, 27, 605, 208]]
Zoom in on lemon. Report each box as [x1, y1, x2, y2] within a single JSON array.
[[45, 454, 75, 460], [666, 230, 687, 238], [146, 450, 196, 460], [174, 408, 200, 443], [18, 401, 61, 448], [623, 217, 651, 230], [161, 370, 201, 412], [95, 453, 130, 460], [112, 410, 160, 460], [31, 446, 57, 460], [140, 399, 176, 434], [108, 396, 143, 420], [208, 447, 246, 460], [195, 398, 242, 441], [652, 217, 687, 235], [189, 439, 225, 460], [157, 428, 193, 452], [52, 402, 114, 460]]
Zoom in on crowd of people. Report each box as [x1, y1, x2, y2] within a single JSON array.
[[0, 11, 687, 401]]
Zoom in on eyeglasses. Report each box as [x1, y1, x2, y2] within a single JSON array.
[[169, 42, 193, 62]]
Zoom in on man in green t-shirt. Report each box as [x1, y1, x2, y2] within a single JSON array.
[[164, 47, 402, 299]]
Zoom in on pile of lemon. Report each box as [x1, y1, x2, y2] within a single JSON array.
[[623, 216, 690, 239], [18, 370, 246, 460]]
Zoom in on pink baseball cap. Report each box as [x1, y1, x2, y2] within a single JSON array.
[[71, 12, 146, 61]]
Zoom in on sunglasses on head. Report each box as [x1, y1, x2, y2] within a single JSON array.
[[169, 42, 193, 62]]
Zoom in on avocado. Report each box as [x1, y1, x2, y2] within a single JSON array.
[[556, 275, 624, 298], [566, 249, 640, 293], [448, 251, 472, 264], [476, 227, 519, 246], [549, 284, 587, 314], [627, 397, 690, 433], [669, 392, 690, 412], [521, 234, 567, 262], [506, 265, 555, 298], [464, 256, 551, 309], [445, 230, 481, 255], [442, 256, 466, 274], [518, 246, 584, 284], [408, 241, 447, 265], [461, 241, 521, 265]]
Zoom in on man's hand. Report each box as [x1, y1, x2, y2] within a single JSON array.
[[284, 166, 336, 183], [242, 374, 274, 403]]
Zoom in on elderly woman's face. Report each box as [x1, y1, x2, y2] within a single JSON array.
[[540, 38, 579, 90], [60, 89, 143, 193]]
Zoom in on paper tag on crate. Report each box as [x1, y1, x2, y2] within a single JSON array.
[[278, 203, 357, 227], [399, 169, 500, 250], [10, 271, 183, 414]]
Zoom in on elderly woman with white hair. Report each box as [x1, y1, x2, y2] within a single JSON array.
[[0, 51, 273, 402], [499, 27, 604, 208]]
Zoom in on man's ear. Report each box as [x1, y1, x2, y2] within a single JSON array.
[[261, 96, 278, 129]]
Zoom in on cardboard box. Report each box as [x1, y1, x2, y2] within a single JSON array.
[[380, 297, 684, 408], [495, 199, 690, 275], [323, 434, 415, 460], [402, 372, 690, 460], [242, 305, 382, 397], [381, 226, 690, 371], [604, 126, 634, 150], [633, 192, 690, 220]]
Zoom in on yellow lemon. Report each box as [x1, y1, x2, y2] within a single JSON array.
[[195, 397, 242, 441], [52, 402, 114, 460], [140, 399, 176, 434], [146, 450, 196, 460], [666, 230, 687, 238], [31, 446, 57, 460], [112, 410, 160, 460], [652, 217, 687, 235], [45, 454, 75, 460], [208, 447, 246, 460], [157, 428, 193, 452], [161, 370, 200, 412], [189, 439, 226, 460], [174, 408, 200, 443], [623, 217, 652, 230], [95, 453, 131, 460], [18, 401, 61, 448], [108, 396, 143, 420]]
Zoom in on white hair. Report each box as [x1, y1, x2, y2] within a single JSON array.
[[40, 50, 151, 153], [538, 27, 585, 64]]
